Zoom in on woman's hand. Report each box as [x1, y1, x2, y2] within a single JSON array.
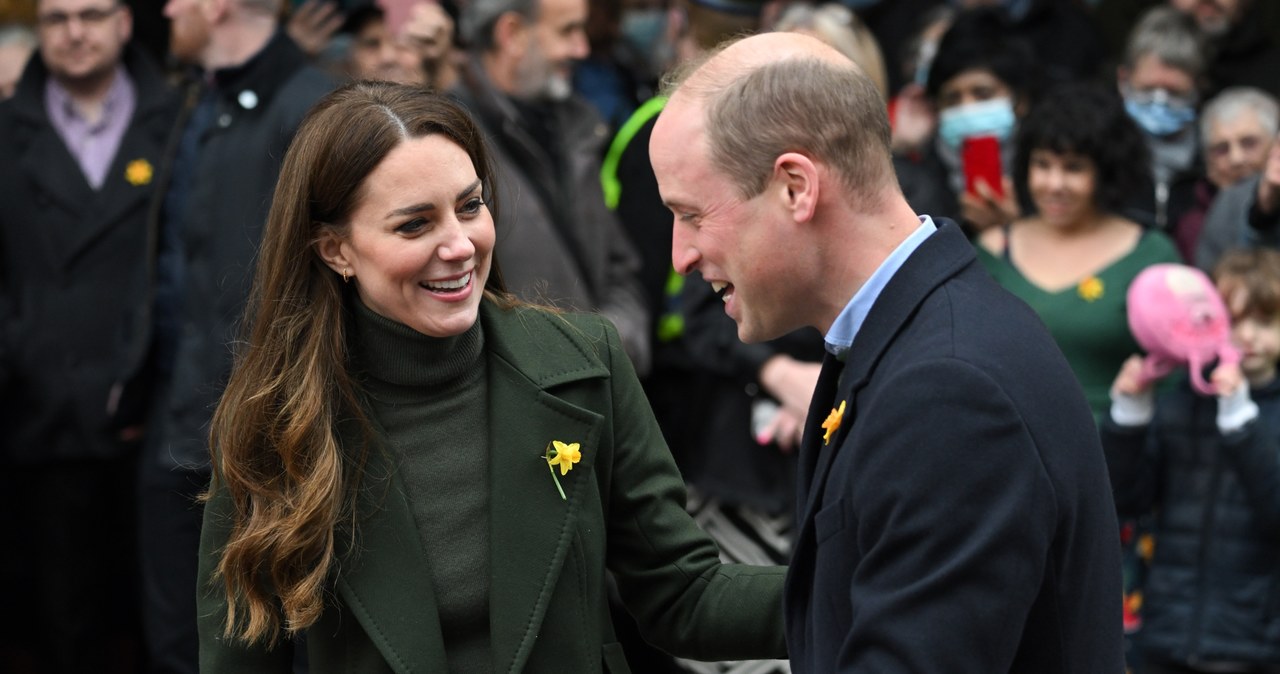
[[960, 175, 1019, 232]]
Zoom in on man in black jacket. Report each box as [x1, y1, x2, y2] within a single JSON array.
[[651, 32, 1124, 672], [452, 0, 651, 375], [0, 0, 175, 669], [131, 0, 335, 669]]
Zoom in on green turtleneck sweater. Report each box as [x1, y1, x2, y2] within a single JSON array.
[[351, 299, 492, 673]]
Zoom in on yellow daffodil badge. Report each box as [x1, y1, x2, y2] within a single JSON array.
[[544, 440, 581, 500], [125, 158, 153, 186], [821, 400, 846, 445], [1077, 276, 1104, 302]]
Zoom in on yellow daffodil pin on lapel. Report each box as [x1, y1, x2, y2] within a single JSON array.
[[544, 440, 581, 500], [125, 158, 153, 186], [1077, 276, 1104, 302], [821, 400, 846, 445]]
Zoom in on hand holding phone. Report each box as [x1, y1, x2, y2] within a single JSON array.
[[962, 135, 1004, 199]]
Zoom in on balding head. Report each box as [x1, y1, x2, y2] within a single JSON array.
[[659, 31, 894, 204]]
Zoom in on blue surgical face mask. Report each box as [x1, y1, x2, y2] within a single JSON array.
[[938, 97, 1017, 149], [620, 9, 666, 55], [1123, 87, 1197, 138]]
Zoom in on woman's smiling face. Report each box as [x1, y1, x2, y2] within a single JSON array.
[[322, 133, 494, 338], [1027, 148, 1099, 228]]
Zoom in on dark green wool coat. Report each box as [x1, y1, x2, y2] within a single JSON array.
[[197, 300, 786, 673]]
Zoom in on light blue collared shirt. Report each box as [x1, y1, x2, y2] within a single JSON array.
[[824, 216, 938, 359]]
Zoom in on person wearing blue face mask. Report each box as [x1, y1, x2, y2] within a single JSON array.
[[1117, 6, 1207, 233], [892, 8, 1035, 233]]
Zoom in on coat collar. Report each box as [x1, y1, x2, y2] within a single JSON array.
[[336, 300, 609, 673], [795, 220, 975, 530]]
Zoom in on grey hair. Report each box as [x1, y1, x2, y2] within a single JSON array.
[[459, 0, 537, 52], [1123, 6, 1204, 79], [0, 23, 37, 51], [1200, 86, 1280, 147]]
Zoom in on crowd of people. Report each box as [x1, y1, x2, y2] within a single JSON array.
[[1, 0, 1279, 673]]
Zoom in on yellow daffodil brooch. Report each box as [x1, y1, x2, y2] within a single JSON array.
[[544, 440, 581, 500], [125, 158, 153, 186], [821, 400, 846, 445], [1077, 276, 1104, 302]]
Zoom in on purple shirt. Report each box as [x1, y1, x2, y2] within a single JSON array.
[[45, 65, 136, 190]]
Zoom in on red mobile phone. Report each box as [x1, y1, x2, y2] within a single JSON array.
[[962, 135, 1004, 199]]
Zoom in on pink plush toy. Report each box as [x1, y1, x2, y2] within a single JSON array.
[[1127, 263, 1240, 396]]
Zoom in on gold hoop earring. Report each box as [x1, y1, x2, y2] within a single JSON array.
[[342, 268, 351, 283]]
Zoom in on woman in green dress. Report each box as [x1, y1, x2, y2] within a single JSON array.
[[196, 82, 785, 673], [976, 81, 1182, 420]]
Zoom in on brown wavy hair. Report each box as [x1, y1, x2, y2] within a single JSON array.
[[207, 81, 507, 646]]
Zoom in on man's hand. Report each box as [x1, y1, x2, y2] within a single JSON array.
[[287, 0, 344, 57]]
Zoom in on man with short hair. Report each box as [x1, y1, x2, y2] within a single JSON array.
[[453, 0, 651, 374], [650, 32, 1125, 672], [131, 0, 334, 669], [0, 0, 174, 668]]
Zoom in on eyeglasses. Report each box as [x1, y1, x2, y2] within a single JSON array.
[[1207, 135, 1265, 160], [37, 5, 121, 29]]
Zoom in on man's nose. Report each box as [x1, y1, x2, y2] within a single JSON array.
[[671, 223, 698, 276]]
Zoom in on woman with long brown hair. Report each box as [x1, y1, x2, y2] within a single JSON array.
[[197, 81, 785, 672]]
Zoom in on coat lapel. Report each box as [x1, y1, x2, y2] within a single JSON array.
[[18, 127, 92, 266], [334, 303, 612, 672], [482, 303, 609, 673], [61, 130, 163, 266], [794, 222, 976, 540], [335, 444, 448, 674], [15, 97, 167, 272]]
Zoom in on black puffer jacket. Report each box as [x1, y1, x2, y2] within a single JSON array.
[[1103, 377, 1280, 665]]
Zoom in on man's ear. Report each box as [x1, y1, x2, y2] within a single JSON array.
[[202, 0, 232, 24], [117, 4, 133, 44], [315, 227, 350, 276], [493, 11, 529, 57], [773, 152, 820, 224]]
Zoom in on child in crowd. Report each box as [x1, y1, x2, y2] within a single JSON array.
[[1104, 248, 1280, 674]]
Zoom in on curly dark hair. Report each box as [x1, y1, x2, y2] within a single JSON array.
[[925, 8, 1037, 104], [1012, 81, 1151, 215]]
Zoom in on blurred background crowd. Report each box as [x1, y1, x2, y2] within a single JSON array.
[[2, 0, 1280, 672]]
